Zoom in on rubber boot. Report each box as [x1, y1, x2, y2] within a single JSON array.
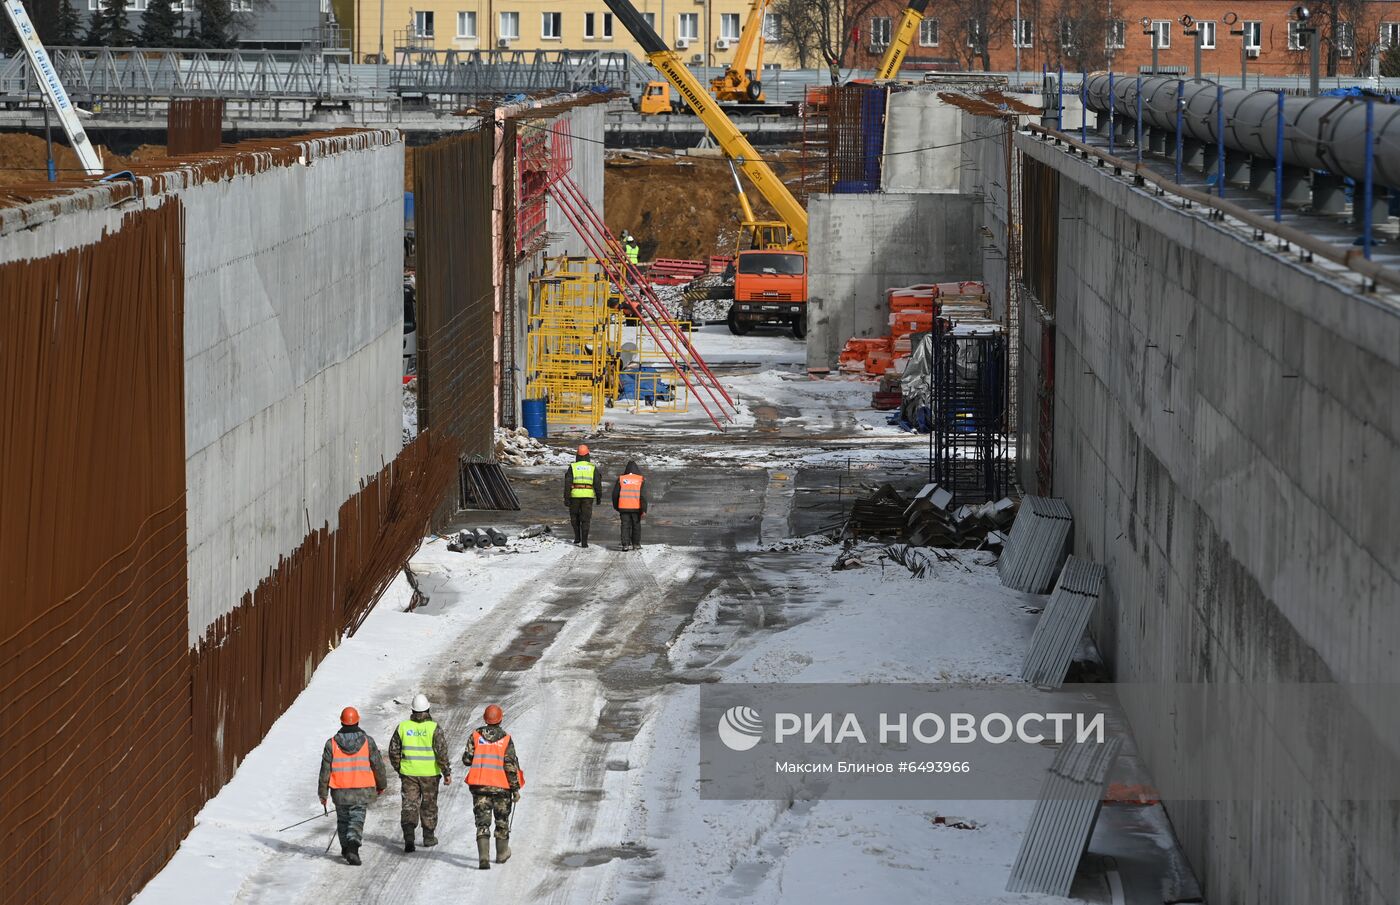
[[477, 837, 492, 869], [496, 836, 511, 864], [422, 828, 438, 847], [402, 824, 415, 853]]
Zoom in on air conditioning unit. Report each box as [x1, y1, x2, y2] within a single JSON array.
[[1246, 47, 1260, 58], [690, 53, 704, 64], [497, 37, 510, 47], [675, 36, 690, 49], [716, 37, 731, 50]]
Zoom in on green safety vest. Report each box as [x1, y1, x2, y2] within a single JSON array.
[[625, 243, 639, 264], [397, 720, 439, 777], [570, 460, 596, 498]]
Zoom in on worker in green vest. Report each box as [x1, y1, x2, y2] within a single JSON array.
[[622, 231, 640, 265], [388, 694, 452, 853], [562, 444, 603, 548]]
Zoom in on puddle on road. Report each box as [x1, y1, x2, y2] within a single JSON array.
[[555, 844, 655, 870], [490, 619, 565, 671]]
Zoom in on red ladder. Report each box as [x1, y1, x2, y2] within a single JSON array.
[[545, 170, 737, 431]]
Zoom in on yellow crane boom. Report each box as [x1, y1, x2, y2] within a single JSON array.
[[605, 0, 807, 248], [875, 0, 932, 80]]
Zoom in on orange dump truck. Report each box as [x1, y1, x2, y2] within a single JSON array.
[[726, 249, 809, 338]]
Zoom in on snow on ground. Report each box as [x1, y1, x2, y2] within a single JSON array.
[[602, 544, 1079, 905], [132, 535, 571, 905]]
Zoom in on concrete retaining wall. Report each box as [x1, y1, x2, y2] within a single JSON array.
[[806, 192, 983, 370], [181, 141, 404, 641], [1016, 132, 1400, 905]]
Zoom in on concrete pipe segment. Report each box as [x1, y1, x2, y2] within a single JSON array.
[[1083, 74, 1400, 189]]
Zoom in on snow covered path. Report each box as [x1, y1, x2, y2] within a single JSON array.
[[136, 332, 1193, 904]]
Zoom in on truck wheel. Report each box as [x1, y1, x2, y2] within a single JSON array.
[[727, 308, 753, 336], [747, 81, 763, 102], [791, 314, 807, 340]]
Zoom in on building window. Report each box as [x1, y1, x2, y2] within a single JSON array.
[[1106, 19, 1125, 49], [642, 10, 657, 35], [1336, 21, 1354, 57], [88, 0, 98, 10], [1149, 20, 1170, 49], [677, 12, 698, 40], [457, 11, 476, 37], [1198, 20, 1216, 49], [1059, 20, 1073, 50], [1287, 20, 1310, 50], [124, 0, 147, 10], [413, 10, 434, 37], [585, 11, 596, 38], [1382, 22, 1400, 48], [919, 17, 938, 47], [763, 12, 779, 41], [1243, 20, 1261, 50], [720, 12, 740, 40], [541, 11, 561, 39], [1012, 18, 1032, 48], [603, 11, 612, 38], [870, 16, 891, 46], [499, 11, 519, 39], [966, 19, 985, 49]]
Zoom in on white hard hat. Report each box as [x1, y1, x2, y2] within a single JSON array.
[[412, 694, 431, 712]]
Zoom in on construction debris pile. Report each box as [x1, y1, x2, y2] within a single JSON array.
[[494, 427, 571, 466], [842, 481, 1017, 549]]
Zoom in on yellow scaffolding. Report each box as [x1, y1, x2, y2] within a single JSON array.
[[526, 259, 622, 431], [617, 317, 691, 415]]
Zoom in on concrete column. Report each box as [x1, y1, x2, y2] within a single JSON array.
[[1224, 148, 1250, 187], [1149, 127, 1168, 155], [1113, 114, 1134, 147], [1247, 156, 1274, 193], [1353, 185, 1390, 228], [1312, 171, 1347, 214], [1182, 138, 1205, 171]]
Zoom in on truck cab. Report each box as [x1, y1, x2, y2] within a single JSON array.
[[729, 249, 808, 338]]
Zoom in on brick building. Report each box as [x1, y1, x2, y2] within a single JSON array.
[[847, 1, 1400, 78]]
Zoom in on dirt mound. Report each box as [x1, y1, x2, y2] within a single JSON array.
[[0, 131, 166, 188], [604, 150, 805, 261]]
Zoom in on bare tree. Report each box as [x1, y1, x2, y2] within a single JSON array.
[[768, 0, 826, 68], [942, 0, 1012, 71], [1050, 0, 1110, 71]]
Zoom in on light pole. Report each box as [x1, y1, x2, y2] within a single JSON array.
[[1225, 11, 1247, 88], [1142, 17, 1159, 76], [1290, 4, 1319, 96], [1182, 14, 1202, 79]]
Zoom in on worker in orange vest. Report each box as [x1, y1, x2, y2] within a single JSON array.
[[611, 459, 648, 551], [462, 703, 523, 870], [317, 706, 388, 866]]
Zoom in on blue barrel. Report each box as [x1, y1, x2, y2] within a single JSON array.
[[522, 398, 548, 439]]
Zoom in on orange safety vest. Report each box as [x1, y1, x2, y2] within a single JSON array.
[[328, 737, 376, 790], [466, 730, 513, 790], [618, 474, 643, 511]]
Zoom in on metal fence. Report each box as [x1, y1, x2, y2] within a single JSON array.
[[413, 126, 498, 518]]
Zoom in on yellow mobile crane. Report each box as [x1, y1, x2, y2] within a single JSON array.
[[874, 0, 932, 80], [710, 0, 771, 103], [604, 0, 811, 336]]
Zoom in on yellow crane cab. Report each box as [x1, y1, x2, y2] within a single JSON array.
[[638, 81, 674, 114]]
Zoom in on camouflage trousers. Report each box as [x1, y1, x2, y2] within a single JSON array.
[[471, 790, 513, 840], [399, 775, 440, 831]]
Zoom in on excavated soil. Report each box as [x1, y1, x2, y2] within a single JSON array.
[[0, 132, 166, 188], [603, 150, 807, 261]]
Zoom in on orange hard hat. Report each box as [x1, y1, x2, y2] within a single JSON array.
[[483, 704, 503, 725], [340, 706, 360, 726], [577, 444, 590, 456]]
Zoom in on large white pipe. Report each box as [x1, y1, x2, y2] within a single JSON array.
[[1084, 74, 1400, 187]]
